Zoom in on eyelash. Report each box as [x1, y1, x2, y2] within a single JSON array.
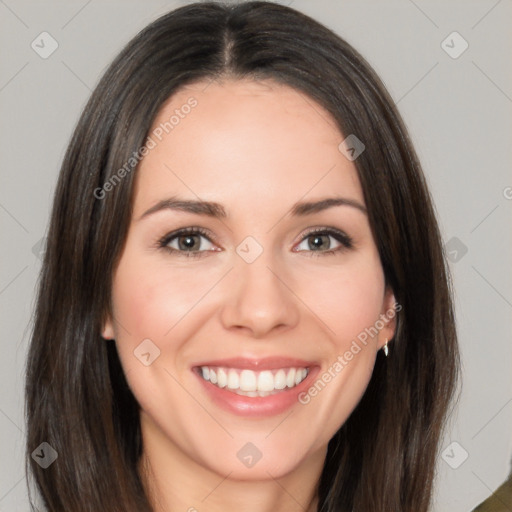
[[156, 226, 354, 258]]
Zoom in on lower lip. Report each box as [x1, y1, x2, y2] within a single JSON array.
[[193, 366, 320, 417]]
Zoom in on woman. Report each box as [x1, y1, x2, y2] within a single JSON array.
[[24, 2, 461, 511]]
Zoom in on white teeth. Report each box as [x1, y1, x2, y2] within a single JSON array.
[[257, 370, 275, 392], [286, 368, 296, 388], [217, 368, 227, 388], [274, 369, 287, 389], [198, 366, 310, 394], [240, 369, 257, 391], [227, 369, 239, 389]]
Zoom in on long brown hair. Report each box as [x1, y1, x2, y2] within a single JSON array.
[[24, 2, 461, 510]]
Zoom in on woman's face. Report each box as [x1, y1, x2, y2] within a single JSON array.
[[103, 78, 396, 481]]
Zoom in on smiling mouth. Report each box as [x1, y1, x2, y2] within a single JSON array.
[[194, 365, 310, 397]]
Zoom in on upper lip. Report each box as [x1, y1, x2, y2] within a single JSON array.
[[192, 356, 317, 371]]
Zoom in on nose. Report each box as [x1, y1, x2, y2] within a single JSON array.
[[219, 253, 300, 339]]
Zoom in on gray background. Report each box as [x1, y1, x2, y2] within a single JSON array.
[[1, 1, 511, 511]]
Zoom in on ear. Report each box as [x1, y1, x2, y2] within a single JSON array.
[[377, 287, 398, 350], [101, 313, 115, 340]]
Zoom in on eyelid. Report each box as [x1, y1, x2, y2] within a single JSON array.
[[158, 225, 216, 242], [295, 226, 351, 243]]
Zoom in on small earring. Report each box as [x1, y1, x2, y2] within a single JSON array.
[[383, 339, 389, 357]]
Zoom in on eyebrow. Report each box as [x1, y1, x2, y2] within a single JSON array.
[[138, 195, 367, 221]]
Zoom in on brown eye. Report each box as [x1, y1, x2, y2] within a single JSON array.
[[175, 234, 203, 251], [159, 228, 217, 257], [306, 234, 332, 251], [294, 228, 353, 256]]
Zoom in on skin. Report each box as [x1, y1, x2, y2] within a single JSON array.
[[102, 78, 396, 512]]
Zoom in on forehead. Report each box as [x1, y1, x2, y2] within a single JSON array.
[[133, 78, 364, 216]]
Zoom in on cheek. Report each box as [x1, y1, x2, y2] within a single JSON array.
[[301, 254, 385, 343], [109, 252, 205, 410], [112, 272, 166, 338], [108, 248, 228, 388], [111, 252, 205, 339]]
